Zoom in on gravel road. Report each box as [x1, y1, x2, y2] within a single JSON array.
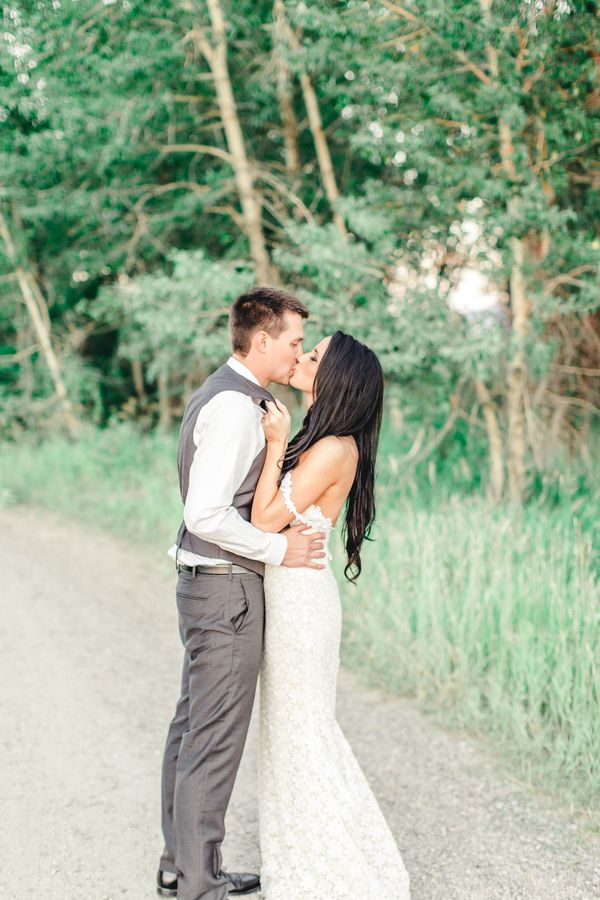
[[1, 506, 598, 900]]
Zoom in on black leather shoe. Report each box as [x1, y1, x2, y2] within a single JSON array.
[[219, 869, 261, 895], [156, 869, 178, 897], [157, 867, 260, 896]]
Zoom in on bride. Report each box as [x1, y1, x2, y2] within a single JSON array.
[[251, 331, 411, 900]]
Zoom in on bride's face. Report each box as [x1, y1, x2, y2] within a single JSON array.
[[289, 335, 331, 395]]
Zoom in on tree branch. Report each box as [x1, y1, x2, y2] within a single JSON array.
[[157, 142, 235, 164], [0, 344, 40, 366], [381, 0, 492, 85], [400, 378, 467, 468], [183, 24, 215, 67]]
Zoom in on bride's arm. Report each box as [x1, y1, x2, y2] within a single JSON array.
[[251, 400, 349, 533]]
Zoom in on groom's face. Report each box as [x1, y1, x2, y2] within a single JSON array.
[[265, 312, 305, 385]]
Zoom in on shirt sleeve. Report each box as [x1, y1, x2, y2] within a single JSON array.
[[183, 392, 287, 566]]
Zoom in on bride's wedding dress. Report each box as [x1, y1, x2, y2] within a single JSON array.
[[258, 471, 411, 899]]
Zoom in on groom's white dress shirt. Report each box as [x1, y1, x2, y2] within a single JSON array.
[[167, 357, 287, 568]]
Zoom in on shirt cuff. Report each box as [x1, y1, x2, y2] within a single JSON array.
[[265, 532, 287, 567]]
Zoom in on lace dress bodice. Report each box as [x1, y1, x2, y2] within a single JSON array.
[[278, 469, 334, 534]]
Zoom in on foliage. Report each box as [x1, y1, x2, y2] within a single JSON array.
[[84, 250, 253, 387], [1, 0, 597, 452]]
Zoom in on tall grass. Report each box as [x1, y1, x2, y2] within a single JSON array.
[[0, 423, 181, 552], [1, 421, 598, 817], [336, 498, 599, 815]]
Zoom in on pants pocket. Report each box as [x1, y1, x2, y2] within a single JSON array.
[[229, 580, 249, 633], [176, 590, 211, 615]]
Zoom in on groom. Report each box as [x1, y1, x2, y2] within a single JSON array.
[[158, 287, 327, 900]]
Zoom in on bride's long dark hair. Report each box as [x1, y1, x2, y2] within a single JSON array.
[[281, 330, 384, 583]]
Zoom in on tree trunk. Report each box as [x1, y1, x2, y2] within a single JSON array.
[[15, 308, 35, 402], [157, 368, 171, 431], [474, 379, 504, 502], [0, 210, 78, 436], [131, 359, 147, 403], [479, 0, 529, 503], [274, 1, 301, 180], [283, 19, 347, 239], [193, 0, 275, 284], [506, 238, 529, 503]]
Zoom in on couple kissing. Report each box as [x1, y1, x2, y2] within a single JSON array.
[[158, 286, 410, 900]]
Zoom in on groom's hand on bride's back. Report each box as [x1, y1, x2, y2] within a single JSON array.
[[282, 524, 327, 569]]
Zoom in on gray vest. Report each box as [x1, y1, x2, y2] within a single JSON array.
[[175, 364, 274, 576]]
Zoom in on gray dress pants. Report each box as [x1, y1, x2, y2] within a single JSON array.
[[160, 567, 264, 900]]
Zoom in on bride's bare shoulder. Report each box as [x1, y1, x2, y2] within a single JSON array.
[[338, 434, 359, 459], [300, 435, 358, 470]]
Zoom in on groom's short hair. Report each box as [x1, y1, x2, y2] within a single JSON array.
[[230, 287, 309, 355]]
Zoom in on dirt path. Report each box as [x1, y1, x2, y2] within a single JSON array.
[[1, 506, 598, 900]]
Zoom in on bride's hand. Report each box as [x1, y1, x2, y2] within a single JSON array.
[[262, 399, 291, 445]]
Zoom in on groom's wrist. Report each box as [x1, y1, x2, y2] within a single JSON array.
[[266, 532, 288, 566]]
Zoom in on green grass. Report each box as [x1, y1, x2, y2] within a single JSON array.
[[0, 423, 182, 551], [336, 498, 599, 819], [1, 421, 598, 820]]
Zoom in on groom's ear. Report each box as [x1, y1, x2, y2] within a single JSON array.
[[254, 329, 270, 353]]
